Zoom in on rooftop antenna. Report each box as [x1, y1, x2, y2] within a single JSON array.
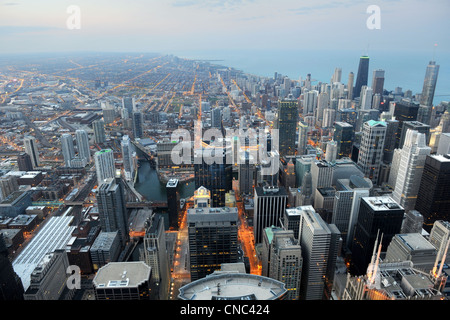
[[432, 43, 438, 62]]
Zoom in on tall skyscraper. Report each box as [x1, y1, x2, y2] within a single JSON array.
[[357, 120, 387, 184], [371, 69, 385, 96], [420, 60, 440, 108], [142, 214, 170, 300], [97, 176, 129, 247], [334, 122, 354, 159], [297, 121, 308, 156], [353, 56, 369, 99], [266, 228, 302, 300], [350, 196, 405, 275], [75, 129, 91, 163], [61, 133, 75, 167], [211, 107, 222, 128], [121, 135, 136, 182], [360, 86, 373, 110], [347, 72, 354, 100], [17, 153, 33, 172], [238, 151, 255, 196], [132, 111, 144, 139], [0, 233, 24, 300], [187, 189, 239, 281], [95, 149, 116, 185], [23, 136, 40, 169], [92, 119, 106, 144], [295, 205, 340, 300], [275, 98, 298, 157], [415, 154, 450, 232], [166, 179, 180, 230], [332, 176, 372, 251], [393, 100, 420, 149], [399, 121, 430, 149], [194, 147, 232, 208], [391, 129, 431, 212], [254, 186, 288, 244]]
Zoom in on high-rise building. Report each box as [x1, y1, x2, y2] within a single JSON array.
[[132, 111, 144, 139], [142, 214, 170, 300], [166, 179, 180, 230], [0, 233, 24, 300], [332, 176, 372, 251], [97, 176, 129, 247], [23, 250, 74, 300], [391, 130, 431, 212], [211, 107, 222, 128], [275, 98, 298, 157], [266, 228, 302, 300], [310, 160, 333, 204], [360, 86, 373, 110], [428, 220, 450, 265], [393, 100, 419, 149], [371, 69, 385, 96], [92, 119, 106, 144], [382, 119, 399, 164], [194, 147, 232, 208], [121, 135, 136, 182], [254, 186, 288, 244], [399, 121, 430, 149], [23, 136, 40, 169], [401, 210, 424, 234], [238, 151, 255, 196], [357, 120, 387, 184], [350, 196, 405, 275], [95, 149, 116, 185], [353, 56, 369, 99], [347, 72, 354, 101], [420, 60, 440, 108], [294, 205, 340, 300], [334, 122, 354, 159], [295, 154, 315, 187], [61, 133, 75, 167], [187, 194, 239, 281], [415, 154, 450, 232], [122, 96, 135, 113], [93, 261, 151, 300], [297, 121, 308, 156], [75, 129, 91, 163], [17, 153, 33, 172]]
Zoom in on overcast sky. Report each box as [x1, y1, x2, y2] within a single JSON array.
[[0, 0, 449, 55]]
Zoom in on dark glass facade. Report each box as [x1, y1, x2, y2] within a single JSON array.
[[350, 197, 404, 275], [415, 155, 450, 232], [334, 122, 354, 159], [276, 99, 298, 157], [353, 56, 369, 99]]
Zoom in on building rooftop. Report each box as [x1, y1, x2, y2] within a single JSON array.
[[363, 196, 404, 211], [178, 272, 287, 300], [93, 261, 151, 289], [395, 233, 436, 252]]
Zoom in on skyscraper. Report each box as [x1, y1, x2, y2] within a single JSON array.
[[353, 56, 369, 99], [254, 186, 288, 244], [121, 135, 136, 182], [17, 153, 33, 172], [23, 136, 40, 169], [420, 60, 440, 108], [0, 233, 24, 300], [132, 111, 144, 139], [399, 121, 430, 149], [238, 151, 255, 196], [267, 229, 302, 300], [350, 196, 405, 275], [166, 179, 180, 230], [275, 98, 298, 157], [357, 120, 387, 184], [297, 121, 309, 156], [415, 154, 450, 232], [393, 100, 420, 149], [371, 69, 385, 96], [295, 205, 340, 300], [97, 176, 129, 247], [187, 191, 239, 281], [61, 133, 75, 167], [391, 129, 431, 212], [92, 119, 106, 144], [76, 129, 91, 163], [194, 147, 232, 208], [334, 122, 354, 159], [95, 149, 116, 185], [347, 72, 354, 100]]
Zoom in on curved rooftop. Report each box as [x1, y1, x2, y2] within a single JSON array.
[[178, 272, 287, 300]]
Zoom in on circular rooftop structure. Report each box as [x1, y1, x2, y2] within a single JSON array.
[[178, 272, 287, 300]]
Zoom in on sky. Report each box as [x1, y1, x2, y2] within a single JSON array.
[[0, 0, 449, 55]]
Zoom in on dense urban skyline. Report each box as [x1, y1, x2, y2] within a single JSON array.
[[0, 0, 449, 309]]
